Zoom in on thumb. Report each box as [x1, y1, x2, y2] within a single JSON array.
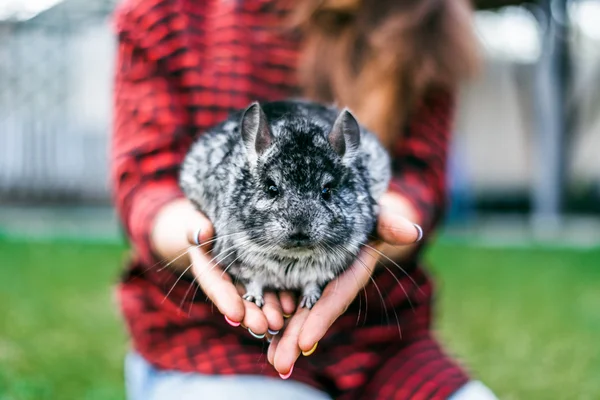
[[376, 208, 422, 246], [186, 209, 215, 246]]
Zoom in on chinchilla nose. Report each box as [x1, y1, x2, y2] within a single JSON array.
[[288, 227, 311, 246]]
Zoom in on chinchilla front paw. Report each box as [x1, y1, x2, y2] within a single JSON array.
[[299, 288, 322, 309], [242, 292, 265, 308]]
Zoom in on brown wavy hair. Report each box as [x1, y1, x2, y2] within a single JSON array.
[[290, 0, 481, 147]]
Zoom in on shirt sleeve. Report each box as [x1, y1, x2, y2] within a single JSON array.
[[110, 0, 196, 265], [388, 90, 455, 235]]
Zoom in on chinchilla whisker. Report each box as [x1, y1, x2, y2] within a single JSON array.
[[137, 244, 200, 277], [204, 241, 280, 304], [217, 240, 274, 280], [346, 249, 392, 327], [166, 240, 243, 306], [219, 255, 244, 278], [360, 247, 414, 312], [204, 236, 260, 271], [321, 242, 342, 294], [344, 239, 414, 312], [345, 247, 402, 339], [335, 243, 402, 339], [162, 261, 195, 304], [335, 245, 383, 310], [172, 237, 255, 307], [182, 244, 245, 312], [214, 243, 280, 297], [321, 242, 367, 325], [198, 254, 242, 306], [180, 246, 244, 311], [157, 239, 217, 273], [348, 266, 365, 327], [185, 237, 269, 315], [185, 236, 274, 311], [188, 279, 201, 316], [217, 241, 280, 281], [181, 273, 200, 312], [357, 242, 422, 294], [156, 230, 251, 273]]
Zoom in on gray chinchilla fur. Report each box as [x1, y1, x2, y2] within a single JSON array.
[[179, 99, 391, 309]]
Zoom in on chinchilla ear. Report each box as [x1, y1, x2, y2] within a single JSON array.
[[328, 108, 361, 163], [240, 102, 273, 165]]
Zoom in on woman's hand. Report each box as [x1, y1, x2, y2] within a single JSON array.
[[150, 198, 287, 338], [267, 191, 423, 378]]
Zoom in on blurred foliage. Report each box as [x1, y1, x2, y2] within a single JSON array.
[[0, 239, 598, 399]]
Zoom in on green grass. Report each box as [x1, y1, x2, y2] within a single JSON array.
[[427, 244, 600, 400], [0, 241, 128, 400], [0, 239, 598, 399]]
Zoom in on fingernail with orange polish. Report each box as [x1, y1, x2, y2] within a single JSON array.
[[302, 342, 318, 356]]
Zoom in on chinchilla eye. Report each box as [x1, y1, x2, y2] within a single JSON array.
[[266, 179, 279, 198], [321, 185, 332, 201]]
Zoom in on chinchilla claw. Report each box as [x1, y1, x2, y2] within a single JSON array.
[[299, 293, 320, 309], [242, 293, 265, 308]]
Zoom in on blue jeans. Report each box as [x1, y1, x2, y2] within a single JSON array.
[[125, 352, 498, 400]]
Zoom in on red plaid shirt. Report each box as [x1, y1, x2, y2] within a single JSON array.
[[111, 1, 470, 398]]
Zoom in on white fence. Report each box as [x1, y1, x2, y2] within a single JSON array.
[[0, 10, 114, 202]]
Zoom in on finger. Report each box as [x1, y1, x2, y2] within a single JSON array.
[[267, 333, 281, 366], [278, 291, 297, 317], [298, 250, 375, 351], [185, 213, 215, 246], [234, 286, 283, 335], [269, 315, 292, 348], [242, 300, 269, 338], [376, 207, 422, 245], [189, 248, 245, 323], [262, 292, 285, 333], [235, 283, 246, 296], [273, 307, 310, 377]]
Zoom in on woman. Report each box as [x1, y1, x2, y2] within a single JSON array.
[[111, 0, 496, 399]]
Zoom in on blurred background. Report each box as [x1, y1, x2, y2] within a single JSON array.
[[0, 0, 598, 399]]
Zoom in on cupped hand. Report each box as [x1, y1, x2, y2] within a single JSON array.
[[151, 198, 288, 337], [267, 191, 423, 377]]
